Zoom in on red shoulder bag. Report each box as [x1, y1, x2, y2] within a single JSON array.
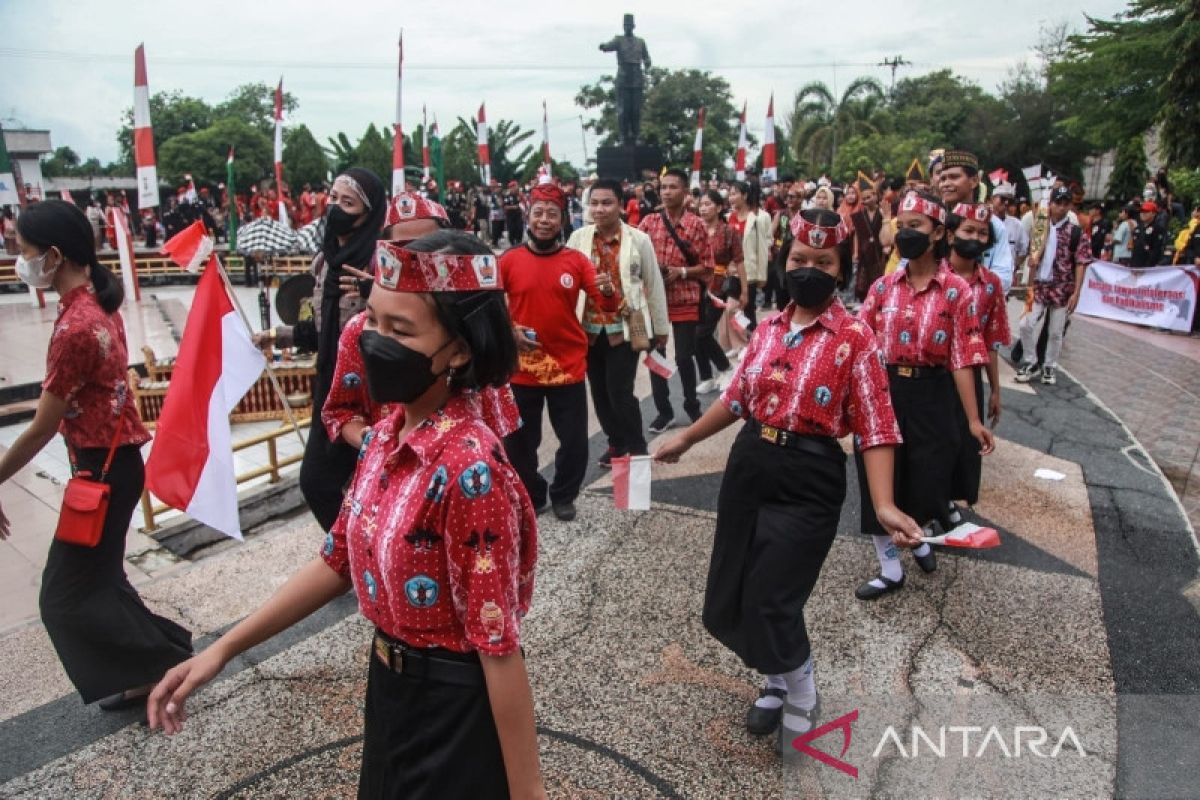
[[54, 421, 124, 548]]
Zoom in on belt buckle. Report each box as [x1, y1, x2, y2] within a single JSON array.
[[896, 366, 914, 378], [760, 425, 779, 444]]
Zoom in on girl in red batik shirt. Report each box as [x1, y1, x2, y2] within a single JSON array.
[[150, 231, 545, 800], [854, 191, 995, 602], [656, 209, 923, 757]]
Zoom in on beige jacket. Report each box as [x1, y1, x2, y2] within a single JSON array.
[[567, 223, 670, 340], [739, 208, 773, 284]]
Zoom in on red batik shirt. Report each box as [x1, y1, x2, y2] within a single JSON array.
[[963, 265, 1011, 353], [43, 285, 150, 449], [323, 311, 522, 443], [858, 262, 989, 370], [639, 210, 714, 322], [720, 302, 902, 451], [321, 393, 537, 656]]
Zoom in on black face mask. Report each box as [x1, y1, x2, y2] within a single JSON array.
[[358, 330, 452, 404], [326, 206, 361, 237], [952, 238, 986, 261], [786, 267, 838, 308], [895, 227, 932, 260]]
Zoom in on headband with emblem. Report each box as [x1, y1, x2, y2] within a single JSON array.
[[385, 192, 449, 228], [789, 214, 851, 249], [374, 240, 502, 293], [951, 203, 991, 223], [898, 192, 947, 225]]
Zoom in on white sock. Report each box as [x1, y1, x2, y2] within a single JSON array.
[[754, 674, 787, 709], [869, 534, 904, 589], [913, 542, 931, 558], [782, 658, 816, 732]]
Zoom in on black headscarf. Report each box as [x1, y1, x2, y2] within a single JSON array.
[[321, 167, 387, 292]]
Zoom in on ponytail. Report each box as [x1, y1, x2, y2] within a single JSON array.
[[90, 259, 124, 313]]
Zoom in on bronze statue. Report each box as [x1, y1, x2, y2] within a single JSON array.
[[599, 14, 652, 147]]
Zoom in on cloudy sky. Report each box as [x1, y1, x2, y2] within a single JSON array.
[[2, 0, 1129, 169]]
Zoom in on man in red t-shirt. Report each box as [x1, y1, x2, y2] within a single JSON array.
[[500, 183, 617, 521]]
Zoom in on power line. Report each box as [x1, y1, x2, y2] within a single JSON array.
[[877, 55, 913, 94]]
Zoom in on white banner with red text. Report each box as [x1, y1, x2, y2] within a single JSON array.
[[1074, 261, 1197, 333]]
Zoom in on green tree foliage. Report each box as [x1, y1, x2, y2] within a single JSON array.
[[576, 68, 742, 171], [117, 90, 213, 168], [282, 124, 329, 188], [1158, 1, 1200, 168], [439, 120, 484, 185], [889, 70, 1005, 158], [787, 77, 885, 173], [1107, 134, 1149, 202], [832, 133, 930, 181], [1169, 168, 1200, 210], [452, 116, 534, 185], [214, 83, 298, 137], [39, 146, 81, 178], [158, 118, 272, 193], [348, 123, 392, 185]]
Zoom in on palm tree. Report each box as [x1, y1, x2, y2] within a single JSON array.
[[786, 77, 886, 173]]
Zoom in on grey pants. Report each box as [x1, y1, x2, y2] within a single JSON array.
[[1019, 302, 1068, 369]]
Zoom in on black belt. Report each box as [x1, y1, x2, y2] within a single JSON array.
[[887, 364, 947, 379], [372, 630, 485, 687], [747, 419, 843, 460]]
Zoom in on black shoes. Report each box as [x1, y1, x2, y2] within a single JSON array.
[[914, 547, 938, 574], [854, 574, 905, 600], [648, 414, 675, 434], [746, 687, 786, 736], [552, 501, 577, 521]]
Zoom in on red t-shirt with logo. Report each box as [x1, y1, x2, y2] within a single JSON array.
[[499, 245, 618, 387]]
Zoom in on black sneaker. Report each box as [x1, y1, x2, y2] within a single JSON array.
[[648, 414, 675, 434], [552, 501, 577, 521], [684, 404, 702, 423], [598, 447, 618, 469]]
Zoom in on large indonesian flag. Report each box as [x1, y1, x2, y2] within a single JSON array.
[[133, 44, 159, 209], [734, 102, 748, 181], [477, 103, 491, 185], [761, 93, 777, 181], [146, 222, 265, 541]]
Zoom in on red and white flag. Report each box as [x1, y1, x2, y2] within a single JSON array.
[[421, 104, 431, 181], [988, 168, 1009, 186], [734, 102, 748, 181], [643, 350, 677, 379], [147, 222, 265, 541], [133, 44, 159, 210], [392, 31, 406, 195], [477, 103, 491, 185], [922, 522, 1001, 549], [761, 93, 777, 181], [541, 99, 552, 173], [109, 206, 140, 303], [273, 78, 288, 224], [690, 106, 705, 189], [611, 455, 652, 510]]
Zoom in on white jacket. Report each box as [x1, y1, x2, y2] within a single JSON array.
[[739, 208, 773, 284], [567, 223, 670, 340]]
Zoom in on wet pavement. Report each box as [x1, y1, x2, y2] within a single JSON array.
[[0, 298, 1197, 798]]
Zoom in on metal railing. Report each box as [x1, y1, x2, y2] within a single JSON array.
[[0, 253, 314, 286], [138, 417, 311, 534]]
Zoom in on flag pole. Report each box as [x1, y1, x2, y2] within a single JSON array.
[[211, 255, 308, 448]]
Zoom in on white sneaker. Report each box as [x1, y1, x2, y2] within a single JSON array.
[[1040, 365, 1057, 385], [1014, 363, 1040, 383], [724, 348, 740, 359], [695, 378, 717, 394], [717, 368, 736, 391]]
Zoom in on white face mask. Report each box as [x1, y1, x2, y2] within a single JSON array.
[[16, 250, 57, 289]]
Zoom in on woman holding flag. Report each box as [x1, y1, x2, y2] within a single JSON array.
[[655, 208, 923, 755], [0, 200, 192, 709]]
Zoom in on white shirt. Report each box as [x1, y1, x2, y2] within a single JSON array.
[[1038, 218, 1070, 282], [983, 216, 1014, 292]]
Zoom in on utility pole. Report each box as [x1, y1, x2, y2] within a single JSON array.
[[579, 115, 590, 167], [878, 55, 912, 95]]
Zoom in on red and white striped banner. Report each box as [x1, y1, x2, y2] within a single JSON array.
[[761, 93, 777, 181], [690, 106, 705, 189], [273, 78, 287, 224], [734, 102, 748, 181], [392, 31, 405, 195], [542, 99, 552, 172], [421, 104, 430, 182], [133, 44, 159, 209], [477, 102, 491, 185]]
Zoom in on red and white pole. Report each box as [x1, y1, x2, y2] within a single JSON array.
[[761, 93, 777, 181], [133, 44, 159, 211], [273, 78, 287, 223], [734, 102, 748, 181], [690, 106, 705, 189], [477, 103, 491, 185], [392, 31, 405, 195]]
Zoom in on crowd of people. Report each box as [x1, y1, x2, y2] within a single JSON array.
[[3, 136, 1200, 797]]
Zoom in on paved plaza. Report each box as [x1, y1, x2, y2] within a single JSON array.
[[0, 293, 1197, 798]]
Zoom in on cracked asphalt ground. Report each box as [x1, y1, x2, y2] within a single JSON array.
[[1, 348, 1197, 798]]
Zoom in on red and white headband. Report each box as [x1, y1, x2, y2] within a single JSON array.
[[898, 192, 947, 225], [789, 215, 851, 249], [374, 240, 502, 293], [951, 203, 991, 223]]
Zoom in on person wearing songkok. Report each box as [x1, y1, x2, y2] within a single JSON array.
[[256, 168, 388, 532], [850, 171, 885, 302], [501, 182, 619, 521], [937, 149, 1015, 291], [855, 190, 993, 600], [149, 231, 545, 799], [639, 168, 716, 433], [990, 182, 1028, 273], [945, 203, 1010, 520], [568, 178, 669, 467], [655, 208, 921, 755], [1015, 187, 1094, 386]]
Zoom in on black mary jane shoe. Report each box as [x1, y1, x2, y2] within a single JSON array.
[[914, 547, 938, 574], [746, 687, 786, 736], [854, 574, 905, 601], [98, 690, 150, 712]]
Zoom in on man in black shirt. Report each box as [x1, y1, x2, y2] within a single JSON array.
[[1131, 201, 1166, 267]]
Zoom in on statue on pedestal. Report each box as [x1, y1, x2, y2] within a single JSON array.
[[599, 14, 652, 147]]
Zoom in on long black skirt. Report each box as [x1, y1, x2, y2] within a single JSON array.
[[949, 366, 986, 506], [39, 445, 193, 703], [855, 370, 961, 536], [359, 644, 508, 799], [703, 423, 846, 675]]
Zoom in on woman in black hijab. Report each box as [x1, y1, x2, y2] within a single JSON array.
[[260, 167, 387, 530]]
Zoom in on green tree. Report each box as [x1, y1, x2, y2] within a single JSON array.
[[440, 120, 484, 185], [889, 70, 1003, 158], [786, 77, 885, 174], [832, 132, 930, 181], [39, 146, 81, 178], [1107, 134, 1149, 202], [214, 83, 299, 138], [993, 60, 1091, 180], [576, 68, 742, 172], [1158, 1, 1200, 168], [350, 123, 392, 185], [158, 118, 273, 193], [459, 116, 534, 185], [282, 124, 329, 188], [117, 90, 214, 167]]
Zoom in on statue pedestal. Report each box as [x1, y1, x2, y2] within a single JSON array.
[[596, 145, 663, 181]]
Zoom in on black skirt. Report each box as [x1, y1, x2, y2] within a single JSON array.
[[703, 423, 846, 675], [855, 370, 961, 536], [39, 445, 192, 703], [358, 643, 508, 799], [949, 366, 986, 506]]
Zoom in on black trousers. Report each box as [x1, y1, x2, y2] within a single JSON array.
[[856, 370, 960, 536], [694, 309, 731, 381], [651, 320, 700, 419], [587, 336, 646, 455], [504, 382, 588, 506], [950, 366, 987, 505], [490, 220, 505, 245], [704, 424, 845, 674], [300, 377, 360, 532], [40, 446, 193, 703], [359, 646, 508, 799], [505, 214, 523, 245]]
